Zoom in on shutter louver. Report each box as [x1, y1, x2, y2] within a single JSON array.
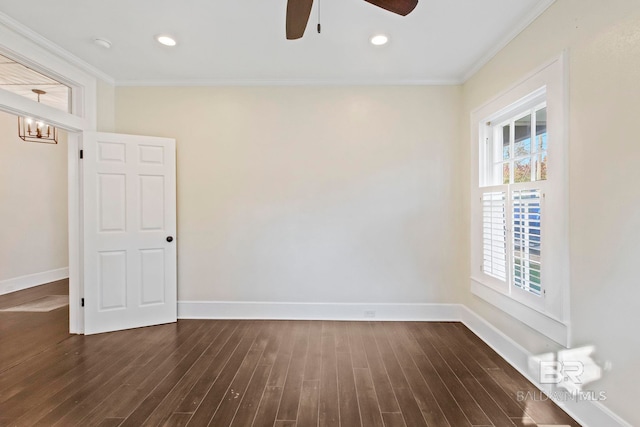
[[482, 191, 507, 281], [512, 188, 542, 296]]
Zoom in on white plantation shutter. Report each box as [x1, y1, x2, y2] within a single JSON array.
[[482, 191, 507, 281], [512, 188, 542, 296]]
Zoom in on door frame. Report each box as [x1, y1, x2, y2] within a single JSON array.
[[0, 15, 102, 334]]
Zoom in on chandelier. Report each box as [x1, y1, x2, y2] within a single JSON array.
[[17, 89, 58, 144]]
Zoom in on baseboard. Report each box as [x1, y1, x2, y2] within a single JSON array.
[[0, 267, 69, 296], [178, 300, 461, 321], [459, 306, 631, 427]]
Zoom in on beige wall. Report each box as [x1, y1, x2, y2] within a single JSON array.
[[97, 78, 115, 132], [461, 0, 640, 424], [115, 86, 463, 303], [0, 110, 68, 282]]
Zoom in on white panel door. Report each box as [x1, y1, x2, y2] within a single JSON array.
[[82, 132, 176, 334]]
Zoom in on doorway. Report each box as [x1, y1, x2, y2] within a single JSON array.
[[0, 108, 70, 367]]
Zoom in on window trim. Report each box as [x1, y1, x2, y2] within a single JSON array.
[[470, 54, 570, 347]]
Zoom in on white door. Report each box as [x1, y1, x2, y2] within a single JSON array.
[[82, 132, 177, 335]]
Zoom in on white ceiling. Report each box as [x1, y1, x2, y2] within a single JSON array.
[[0, 0, 552, 85]]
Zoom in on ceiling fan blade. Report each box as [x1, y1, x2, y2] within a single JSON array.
[[364, 0, 418, 16], [286, 0, 314, 40]]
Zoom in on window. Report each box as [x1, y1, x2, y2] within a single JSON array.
[[491, 104, 547, 185], [470, 56, 569, 346], [480, 92, 547, 307]]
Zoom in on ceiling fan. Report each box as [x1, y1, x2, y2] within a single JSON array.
[[286, 0, 418, 39]]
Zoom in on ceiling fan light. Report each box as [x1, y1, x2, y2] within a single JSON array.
[[156, 35, 177, 47], [370, 34, 389, 46]]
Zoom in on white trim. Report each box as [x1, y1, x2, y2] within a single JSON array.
[[68, 133, 83, 334], [0, 87, 87, 131], [116, 78, 462, 87], [460, 0, 556, 82], [178, 301, 460, 321], [470, 53, 564, 117], [0, 12, 115, 85], [0, 268, 69, 296], [459, 306, 632, 427], [470, 278, 569, 346]]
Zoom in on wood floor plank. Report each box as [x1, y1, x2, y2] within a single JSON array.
[[401, 366, 451, 427], [175, 320, 252, 413], [186, 321, 264, 425], [74, 321, 210, 426], [423, 323, 515, 427], [297, 380, 320, 427], [370, 323, 428, 427], [9, 324, 180, 424], [0, 329, 123, 413], [48, 323, 200, 426], [336, 351, 362, 427], [98, 417, 125, 427], [162, 413, 192, 427], [353, 368, 384, 427], [258, 321, 284, 366], [141, 321, 238, 426], [119, 321, 225, 426], [434, 323, 525, 418], [406, 343, 472, 425], [276, 322, 310, 421], [303, 321, 323, 381], [208, 324, 272, 426], [391, 383, 428, 427], [410, 323, 491, 426], [380, 323, 415, 369], [229, 364, 272, 427], [335, 321, 350, 354], [359, 322, 400, 413], [347, 322, 368, 369], [381, 412, 406, 427], [370, 322, 410, 390], [0, 281, 70, 372], [318, 322, 340, 427], [251, 386, 283, 427], [30, 336, 164, 425], [267, 321, 296, 388]]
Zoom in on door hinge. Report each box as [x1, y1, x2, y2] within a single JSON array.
[[81, 298, 85, 307], [79, 150, 84, 159]]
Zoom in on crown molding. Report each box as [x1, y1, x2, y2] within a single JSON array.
[[0, 11, 115, 85], [115, 78, 463, 87], [460, 0, 556, 83]]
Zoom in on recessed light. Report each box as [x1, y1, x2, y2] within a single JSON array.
[[370, 34, 389, 46], [156, 35, 177, 47], [93, 38, 112, 49]]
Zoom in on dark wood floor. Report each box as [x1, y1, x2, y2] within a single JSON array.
[[0, 280, 69, 372], [0, 284, 580, 427]]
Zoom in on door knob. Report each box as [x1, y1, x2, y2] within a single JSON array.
[[166, 236, 174, 242]]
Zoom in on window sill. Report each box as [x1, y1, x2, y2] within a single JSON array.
[[470, 277, 569, 347]]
